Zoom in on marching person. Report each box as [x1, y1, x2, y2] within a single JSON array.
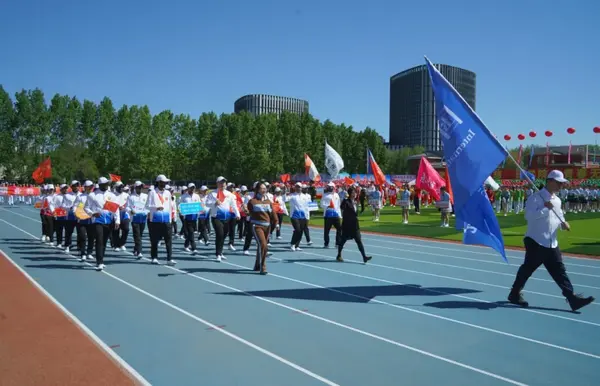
[[180, 182, 200, 254], [320, 182, 342, 248], [247, 182, 277, 275], [83, 177, 120, 271], [272, 186, 288, 239], [336, 187, 372, 264], [74, 180, 95, 261], [508, 170, 594, 311], [196, 185, 211, 246], [126, 181, 149, 259], [289, 182, 309, 251], [112, 181, 130, 251], [206, 176, 240, 262], [147, 175, 176, 265], [42, 184, 56, 245]]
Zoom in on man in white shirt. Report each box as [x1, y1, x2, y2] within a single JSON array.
[[126, 181, 149, 258], [147, 175, 176, 265], [508, 170, 594, 312], [206, 176, 241, 262], [180, 182, 200, 253], [83, 177, 121, 271], [320, 182, 342, 248]]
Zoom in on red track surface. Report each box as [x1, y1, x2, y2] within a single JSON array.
[[0, 251, 140, 386]]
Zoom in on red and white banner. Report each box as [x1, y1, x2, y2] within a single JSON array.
[[0, 186, 42, 196]]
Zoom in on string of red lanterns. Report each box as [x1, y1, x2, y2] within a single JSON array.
[[502, 127, 600, 139]]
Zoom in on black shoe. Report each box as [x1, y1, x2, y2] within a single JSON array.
[[363, 256, 372, 264], [508, 291, 529, 307], [567, 294, 595, 312]]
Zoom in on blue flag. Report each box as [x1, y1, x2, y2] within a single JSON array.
[[520, 169, 536, 182], [425, 57, 508, 262], [456, 187, 507, 263], [528, 144, 535, 167]]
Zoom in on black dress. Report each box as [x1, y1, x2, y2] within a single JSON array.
[[337, 198, 371, 263]]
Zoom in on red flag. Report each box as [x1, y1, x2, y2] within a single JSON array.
[[344, 176, 355, 185], [444, 165, 454, 204], [103, 200, 120, 212], [109, 174, 121, 182], [217, 189, 225, 202], [415, 157, 444, 201], [367, 150, 386, 186], [280, 174, 290, 183], [32, 157, 52, 184]]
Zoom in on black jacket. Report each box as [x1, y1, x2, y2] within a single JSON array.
[[340, 198, 360, 239]]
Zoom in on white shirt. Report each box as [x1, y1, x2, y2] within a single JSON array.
[[206, 190, 240, 220], [320, 192, 342, 218], [288, 193, 309, 220], [84, 190, 121, 225], [146, 188, 173, 222], [126, 192, 149, 215], [524, 188, 564, 248]]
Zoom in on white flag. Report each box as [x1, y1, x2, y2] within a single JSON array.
[[324, 142, 344, 178], [304, 154, 321, 182], [484, 176, 500, 191]]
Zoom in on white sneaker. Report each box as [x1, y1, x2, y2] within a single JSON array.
[[79, 256, 87, 262], [120, 246, 126, 251], [167, 260, 176, 266], [137, 253, 143, 259], [114, 247, 120, 252], [290, 246, 296, 251], [295, 247, 303, 251], [276, 236, 282, 240], [228, 244, 236, 251], [87, 254, 94, 260], [307, 241, 313, 245], [96, 264, 105, 271], [220, 254, 227, 260], [184, 247, 191, 252], [243, 250, 250, 255], [64, 247, 70, 254], [267, 243, 272, 247], [151, 258, 159, 264], [215, 255, 222, 262]]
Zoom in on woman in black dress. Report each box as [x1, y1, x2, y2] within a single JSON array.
[[336, 187, 372, 263]]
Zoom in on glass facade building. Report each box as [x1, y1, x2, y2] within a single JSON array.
[[234, 94, 309, 117], [389, 64, 476, 151]]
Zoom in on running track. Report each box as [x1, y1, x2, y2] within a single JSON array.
[[1, 206, 599, 386]]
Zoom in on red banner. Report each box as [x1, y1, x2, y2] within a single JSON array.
[[0, 186, 42, 196]]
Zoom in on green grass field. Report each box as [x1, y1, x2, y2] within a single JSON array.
[[303, 205, 600, 257]]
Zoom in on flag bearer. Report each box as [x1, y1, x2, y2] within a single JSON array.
[[74, 180, 95, 261], [126, 181, 149, 259]]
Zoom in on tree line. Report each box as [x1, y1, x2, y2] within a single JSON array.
[[0, 86, 425, 184]]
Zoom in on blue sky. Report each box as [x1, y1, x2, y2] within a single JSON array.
[[1, 0, 599, 146]]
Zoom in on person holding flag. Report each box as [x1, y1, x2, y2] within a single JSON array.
[[206, 176, 240, 262], [147, 175, 176, 265], [41, 184, 56, 245], [320, 182, 342, 248], [73, 180, 95, 261], [126, 181, 149, 259], [83, 177, 121, 271], [508, 170, 594, 311], [180, 183, 200, 254]]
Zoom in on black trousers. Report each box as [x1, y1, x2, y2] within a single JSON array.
[[338, 231, 367, 259], [40, 213, 46, 236], [511, 237, 574, 297], [303, 221, 311, 242], [290, 218, 307, 248], [112, 218, 130, 249], [243, 220, 253, 251], [149, 222, 173, 260], [197, 217, 209, 244], [211, 218, 228, 256], [228, 218, 236, 245], [237, 218, 245, 239], [275, 213, 283, 237], [76, 222, 91, 256], [43, 215, 55, 241], [413, 197, 420, 212], [64, 220, 77, 248], [183, 219, 197, 251], [85, 223, 96, 256], [131, 222, 146, 255], [179, 215, 185, 236], [94, 223, 111, 265], [55, 220, 65, 245], [324, 217, 342, 247]]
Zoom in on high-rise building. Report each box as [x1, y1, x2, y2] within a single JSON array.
[[234, 94, 309, 117], [389, 64, 476, 151]]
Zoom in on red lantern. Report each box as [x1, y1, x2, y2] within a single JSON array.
[[517, 134, 525, 140], [503, 134, 511, 141], [594, 126, 600, 134], [567, 127, 576, 134], [545, 130, 553, 137], [529, 131, 537, 138]]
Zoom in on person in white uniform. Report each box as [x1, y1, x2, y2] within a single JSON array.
[[508, 170, 594, 312]]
